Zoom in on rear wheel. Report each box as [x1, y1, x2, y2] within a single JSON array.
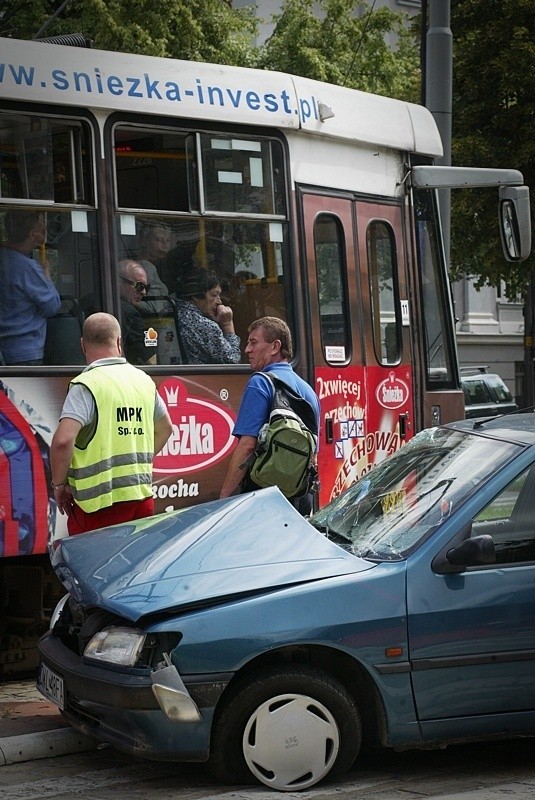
[[208, 665, 361, 791]]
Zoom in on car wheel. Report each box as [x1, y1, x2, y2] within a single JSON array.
[[207, 665, 361, 791]]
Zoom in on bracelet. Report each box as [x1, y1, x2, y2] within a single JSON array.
[[52, 482, 66, 490]]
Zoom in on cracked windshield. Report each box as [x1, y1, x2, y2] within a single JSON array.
[[310, 427, 520, 560]]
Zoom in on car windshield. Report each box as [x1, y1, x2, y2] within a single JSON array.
[[309, 426, 521, 560]]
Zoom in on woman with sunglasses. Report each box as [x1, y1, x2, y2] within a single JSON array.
[[118, 259, 157, 365]]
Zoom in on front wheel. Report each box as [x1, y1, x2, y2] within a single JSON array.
[[207, 665, 362, 791]]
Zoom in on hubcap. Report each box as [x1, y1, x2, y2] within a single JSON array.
[[242, 692, 340, 791]]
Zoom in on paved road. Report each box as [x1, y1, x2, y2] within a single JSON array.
[[0, 737, 533, 799]]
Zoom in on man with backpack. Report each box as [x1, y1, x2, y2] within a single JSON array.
[[220, 316, 320, 514]]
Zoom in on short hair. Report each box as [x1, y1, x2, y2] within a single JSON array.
[[249, 316, 293, 360], [139, 220, 171, 239], [118, 258, 144, 279], [138, 220, 171, 247], [177, 269, 220, 299], [82, 313, 121, 346], [3, 210, 43, 245]]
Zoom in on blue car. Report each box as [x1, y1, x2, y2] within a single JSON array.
[[38, 414, 535, 792]]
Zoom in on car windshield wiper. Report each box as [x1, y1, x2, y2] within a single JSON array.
[[473, 404, 535, 428], [326, 529, 353, 546], [353, 547, 378, 558], [354, 546, 403, 561], [310, 521, 352, 545]]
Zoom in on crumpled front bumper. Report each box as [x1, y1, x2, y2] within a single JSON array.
[[38, 630, 232, 761]]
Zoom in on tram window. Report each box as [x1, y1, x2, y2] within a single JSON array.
[[112, 126, 290, 365], [414, 189, 456, 390], [0, 112, 92, 204], [114, 127, 195, 212], [0, 111, 99, 366], [1, 207, 101, 366], [200, 135, 286, 215], [367, 221, 401, 365], [114, 214, 290, 365], [314, 215, 350, 362]]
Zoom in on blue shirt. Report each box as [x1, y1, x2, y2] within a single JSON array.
[[233, 362, 320, 441], [0, 247, 61, 364]]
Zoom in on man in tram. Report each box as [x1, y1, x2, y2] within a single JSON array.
[[136, 221, 172, 316], [118, 258, 157, 364], [0, 209, 61, 365]]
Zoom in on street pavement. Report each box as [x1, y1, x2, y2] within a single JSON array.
[[1, 680, 534, 798], [0, 678, 97, 767]]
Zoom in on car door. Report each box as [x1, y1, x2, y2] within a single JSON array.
[[406, 460, 535, 730]]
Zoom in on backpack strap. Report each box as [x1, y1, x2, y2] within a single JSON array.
[[257, 371, 318, 437]]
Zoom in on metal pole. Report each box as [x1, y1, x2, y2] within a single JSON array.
[[425, 0, 452, 268], [420, 0, 427, 106], [523, 273, 535, 408]]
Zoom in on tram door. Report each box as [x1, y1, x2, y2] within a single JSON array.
[[300, 191, 415, 506]]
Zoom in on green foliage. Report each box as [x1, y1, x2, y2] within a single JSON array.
[[0, 0, 259, 67], [450, 0, 534, 296], [258, 0, 420, 102], [0, 1, 419, 100], [0, 1, 50, 39]]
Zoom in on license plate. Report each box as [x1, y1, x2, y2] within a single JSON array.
[[38, 662, 65, 710]]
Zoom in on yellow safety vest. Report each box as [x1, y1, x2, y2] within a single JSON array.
[[68, 363, 156, 512]]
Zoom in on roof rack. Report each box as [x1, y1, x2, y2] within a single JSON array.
[[460, 366, 488, 374]]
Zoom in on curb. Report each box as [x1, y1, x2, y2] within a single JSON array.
[[0, 727, 98, 767]]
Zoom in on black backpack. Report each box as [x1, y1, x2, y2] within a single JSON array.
[[248, 372, 318, 499]]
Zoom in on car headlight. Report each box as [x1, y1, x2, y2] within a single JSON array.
[[84, 626, 146, 666]]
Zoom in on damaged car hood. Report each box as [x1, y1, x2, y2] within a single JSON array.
[[51, 487, 370, 621]]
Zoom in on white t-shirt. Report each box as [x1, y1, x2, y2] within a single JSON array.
[[60, 357, 167, 426]]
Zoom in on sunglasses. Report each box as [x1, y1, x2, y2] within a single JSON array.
[[121, 276, 151, 293]]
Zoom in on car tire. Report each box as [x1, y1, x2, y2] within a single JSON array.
[[207, 665, 361, 791]]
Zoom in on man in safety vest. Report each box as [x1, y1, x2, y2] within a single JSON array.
[[50, 312, 172, 535]]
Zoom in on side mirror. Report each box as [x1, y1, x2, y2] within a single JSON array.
[[433, 532, 496, 574], [499, 186, 531, 262]]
